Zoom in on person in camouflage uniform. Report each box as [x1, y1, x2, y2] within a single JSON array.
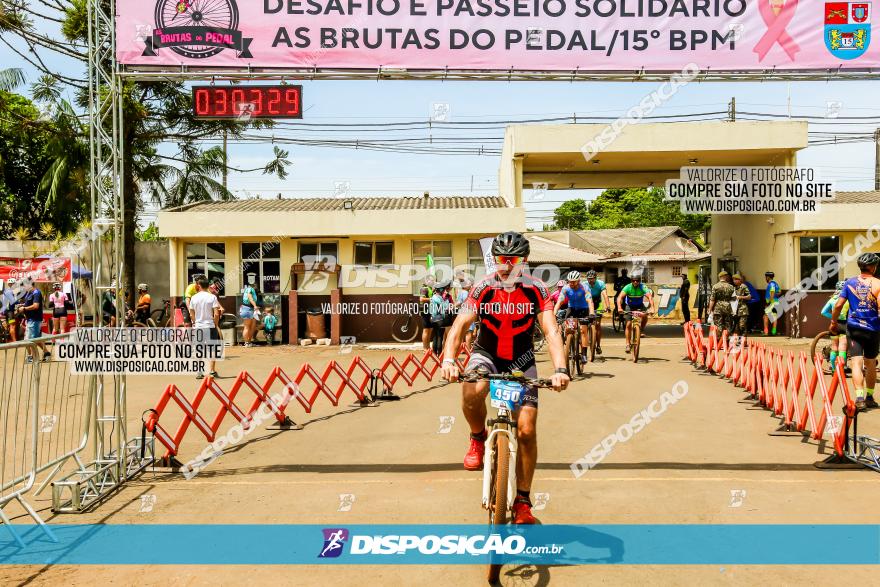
[[708, 270, 735, 334], [731, 273, 751, 337]]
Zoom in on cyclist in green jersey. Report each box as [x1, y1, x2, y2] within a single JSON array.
[[821, 280, 850, 369], [615, 273, 655, 354]]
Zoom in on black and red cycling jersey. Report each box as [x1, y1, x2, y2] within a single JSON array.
[[463, 272, 552, 369]]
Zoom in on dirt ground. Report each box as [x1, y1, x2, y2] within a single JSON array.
[[2, 326, 878, 586]]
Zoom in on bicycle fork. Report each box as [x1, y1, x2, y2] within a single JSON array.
[[481, 421, 518, 512]]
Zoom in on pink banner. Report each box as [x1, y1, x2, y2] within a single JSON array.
[[117, 1, 878, 71]]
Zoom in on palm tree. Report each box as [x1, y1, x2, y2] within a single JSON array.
[[0, 68, 24, 92]]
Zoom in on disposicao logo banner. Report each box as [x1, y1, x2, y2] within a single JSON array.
[[117, 0, 879, 71]]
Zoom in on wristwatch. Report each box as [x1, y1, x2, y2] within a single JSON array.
[[555, 367, 570, 376], [442, 358, 456, 365]]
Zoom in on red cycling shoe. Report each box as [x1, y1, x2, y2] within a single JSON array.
[[512, 498, 537, 525], [463, 437, 485, 470]]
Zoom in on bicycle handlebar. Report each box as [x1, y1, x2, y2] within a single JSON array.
[[459, 369, 554, 388]]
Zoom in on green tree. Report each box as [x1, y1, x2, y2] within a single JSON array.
[[2, 1, 290, 298], [551, 188, 711, 238]]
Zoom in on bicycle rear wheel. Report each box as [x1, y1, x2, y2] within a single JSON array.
[[391, 313, 420, 343], [587, 323, 596, 362], [532, 327, 545, 353], [487, 431, 509, 583], [612, 310, 621, 333]]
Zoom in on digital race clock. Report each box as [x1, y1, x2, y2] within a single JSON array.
[[192, 85, 303, 119]]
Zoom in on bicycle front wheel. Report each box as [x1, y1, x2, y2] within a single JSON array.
[[487, 431, 509, 583], [632, 323, 641, 363], [587, 324, 595, 363]]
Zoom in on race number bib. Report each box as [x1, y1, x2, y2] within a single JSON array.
[[489, 380, 525, 410]]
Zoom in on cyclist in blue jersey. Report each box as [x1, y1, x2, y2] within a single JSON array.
[[585, 270, 611, 355], [831, 253, 880, 411], [553, 270, 593, 364], [616, 272, 655, 354]]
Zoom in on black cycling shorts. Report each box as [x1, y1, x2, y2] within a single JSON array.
[[566, 307, 589, 319], [848, 326, 880, 359]]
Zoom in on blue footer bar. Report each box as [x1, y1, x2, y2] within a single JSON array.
[[1, 524, 878, 565]]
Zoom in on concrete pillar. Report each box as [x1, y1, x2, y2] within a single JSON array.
[[330, 288, 341, 345], [288, 290, 298, 344], [513, 155, 524, 208]]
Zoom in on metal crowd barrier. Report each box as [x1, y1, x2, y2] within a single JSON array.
[[0, 331, 155, 545], [0, 334, 91, 544]]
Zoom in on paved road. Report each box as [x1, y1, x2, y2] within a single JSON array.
[[3, 327, 877, 585]]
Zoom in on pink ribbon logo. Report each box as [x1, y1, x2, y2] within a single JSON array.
[[754, 0, 801, 61]]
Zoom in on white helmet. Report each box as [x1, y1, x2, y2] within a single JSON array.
[[566, 271, 581, 281]]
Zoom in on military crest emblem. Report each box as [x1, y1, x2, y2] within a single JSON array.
[[825, 2, 872, 59]]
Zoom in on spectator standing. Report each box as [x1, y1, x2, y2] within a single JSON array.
[[239, 281, 259, 347], [731, 273, 751, 338], [696, 269, 711, 322], [48, 282, 70, 335], [2, 279, 19, 341], [613, 269, 631, 297], [182, 273, 204, 326], [102, 283, 117, 327], [455, 279, 476, 348], [190, 277, 222, 379], [763, 271, 781, 336], [18, 280, 50, 363], [679, 273, 691, 324], [135, 284, 152, 324], [418, 275, 436, 352], [707, 270, 735, 335], [263, 306, 278, 345], [741, 273, 761, 332], [430, 281, 454, 355]]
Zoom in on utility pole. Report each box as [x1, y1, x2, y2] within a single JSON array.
[[875, 128, 880, 191], [728, 97, 736, 122], [222, 128, 228, 191]]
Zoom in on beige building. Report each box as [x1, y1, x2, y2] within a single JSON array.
[[711, 190, 880, 338], [158, 119, 864, 341], [157, 196, 524, 343]]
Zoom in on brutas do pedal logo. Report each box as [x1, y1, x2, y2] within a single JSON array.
[[143, 0, 253, 59]]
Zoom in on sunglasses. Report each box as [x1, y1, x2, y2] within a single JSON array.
[[494, 255, 525, 266]]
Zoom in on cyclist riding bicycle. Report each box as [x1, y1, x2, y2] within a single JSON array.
[[553, 271, 593, 364], [821, 280, 850, 371], [585, 270, 610, 355], [441, 231, 570, 525], [831, 253, 880, 411], [549, 279, 567, 321], [616, 272, 655, 354], [135, 283, 152, 324]]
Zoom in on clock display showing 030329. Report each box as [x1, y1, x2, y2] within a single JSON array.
[[192, 85, 303, 119]]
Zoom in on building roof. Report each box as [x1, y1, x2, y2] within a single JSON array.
[[826, 190, 880, 205], [525, 235, 603, 265], [603, 252, 712, 263], [166, 195, 508, 213], [574, 226, 698, 257]]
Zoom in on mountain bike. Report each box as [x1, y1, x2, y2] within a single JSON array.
[[624, 311, 650, 363], [532, 324, 545, 352], [149, 298, 173, 327], [611, 306, 626, 333], [583, 311, 604, 362], [559, 314, 584, 376], [810, 329, 853, 374], [460, 369, 555, 584]]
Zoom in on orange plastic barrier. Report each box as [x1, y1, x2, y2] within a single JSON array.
[[682, 322, 856, 460], [145, 344, 472, 460]]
